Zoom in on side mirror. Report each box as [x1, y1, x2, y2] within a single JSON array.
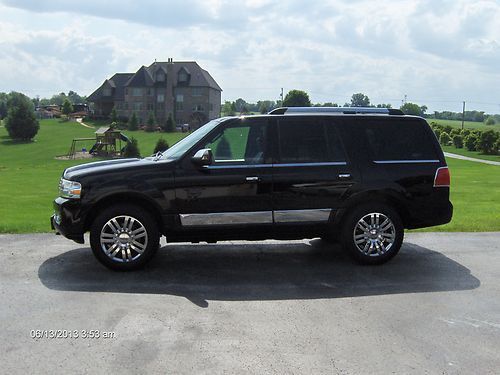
[[192, 148, 213, 166]]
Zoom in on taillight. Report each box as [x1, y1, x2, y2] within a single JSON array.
[[434, 167, 450, 187]]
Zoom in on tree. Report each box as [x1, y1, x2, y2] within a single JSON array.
[[164, 113, 175, 132], [0, 92, 7, 119], [376, 103, 392, 108], [452, 134, 464, 148], [350, 93, 370, 107], [400, 102, 427, 116], [145, 112, 156, 132], [283, 89, 311, 107], [485, 116, 495, 125], [153, 138, 169, 154], [476, 130, 499, 155], [464, 134, 478, 151], [123, 137, 140, 158], [234, 98, 247, 113], [110, 107, 118, 123], [62, 99, 73, 116], [5, 95, 40, 140], [439, 132, 451, 146], [221, 101, 235, 116], [128, 112, 138, 131]]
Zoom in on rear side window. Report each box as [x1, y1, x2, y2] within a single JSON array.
[[278, 118, 346, 163], [363, 119, 438, 161]]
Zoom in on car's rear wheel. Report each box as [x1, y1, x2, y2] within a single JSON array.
[[90, 204, 159, 271], [341, 204, 403, 264]]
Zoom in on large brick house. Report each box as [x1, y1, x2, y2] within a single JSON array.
[[87, 59, 222, 128]]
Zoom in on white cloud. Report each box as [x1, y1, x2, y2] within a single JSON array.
[[0, 0, 499, 113]]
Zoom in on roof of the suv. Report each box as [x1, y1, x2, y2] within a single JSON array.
[[268, 107, 405, 116]]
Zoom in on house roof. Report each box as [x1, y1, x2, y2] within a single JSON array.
[[88, 60, 222, 102]]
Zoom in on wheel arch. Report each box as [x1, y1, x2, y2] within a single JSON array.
[[335, 190, 411, 228], [83, 192, 165, 233]]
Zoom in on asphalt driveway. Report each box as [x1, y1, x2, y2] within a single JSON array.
[[1, 232, 499, 374]]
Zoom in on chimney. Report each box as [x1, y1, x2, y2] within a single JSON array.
[[166, 57, 174, 118]]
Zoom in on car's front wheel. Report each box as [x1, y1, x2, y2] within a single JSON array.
[[90, 204, 159, 271], [341, 204, 403, 264]]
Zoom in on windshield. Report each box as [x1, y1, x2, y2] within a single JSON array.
[[159, 117, 230, 160]]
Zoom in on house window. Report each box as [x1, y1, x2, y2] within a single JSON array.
[[176, 94, 184, 111], [132, 88, 142, 97], [147, 103, 154, 110], [156, 72, 165, 82], [124, 102, 129, 110], [133, 102, 143, 111], [103, 88, 111, 96], [193, 104, 204, 112], [178, 72, 188, 82], [192, 87, 202, 96], [157, 94, 164, 103], [147, 89, 153, 96]]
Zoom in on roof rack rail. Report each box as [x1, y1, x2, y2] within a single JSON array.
[[268, 107, 405, 115]]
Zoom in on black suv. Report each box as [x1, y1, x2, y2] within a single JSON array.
[[51, 107, 452, 270]]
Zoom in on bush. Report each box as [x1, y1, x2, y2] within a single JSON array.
[[439, 132, 451, 146], [163, 113, 176, 132], [123, 137, 140, 158], [461, 129, 471, 137], [450, 128, 461, 137], [485, 116, 495, 125], [128, 112, 138, 131], [5, 96, 40, 140], [145, 112, 156, 132], [433, 129, 442, 140], [153, 138, 169, 154], [464, 134, 478, 151], [476, 130, 499, 155], [443, 125, 453, 134], [452, 134, 463, 148]]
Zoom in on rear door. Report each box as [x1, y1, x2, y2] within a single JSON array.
[[272, 116, 358, 226]]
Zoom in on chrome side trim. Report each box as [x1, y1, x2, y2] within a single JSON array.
[[274, 209, 332, 223], [204, 161, 347, 169], [274, 162, 346, 167], [373, 160, 440, 164], [204, 164, 271, 170], [180, 211, 273, 226]]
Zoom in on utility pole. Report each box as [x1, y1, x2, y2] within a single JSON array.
[[462, 101, 465, 130], [280, 88, 284, 106]]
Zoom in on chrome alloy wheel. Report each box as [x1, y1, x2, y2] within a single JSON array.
[[353, 212, 396, 257], [99, 215, 148, 262]]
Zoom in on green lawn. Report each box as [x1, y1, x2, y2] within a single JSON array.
[[442, 145, 500, 162], [0, 119, 499, 233], [0, 118, 185, 233], [429, 118, 500, 132]]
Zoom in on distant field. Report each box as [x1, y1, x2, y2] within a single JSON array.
[[429, 118, 500, 132], [0, 118, 498, 233]]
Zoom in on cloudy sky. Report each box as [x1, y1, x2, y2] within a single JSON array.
[[0, 0, 499, 113]]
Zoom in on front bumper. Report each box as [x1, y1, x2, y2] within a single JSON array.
[[51, 197, 85, 244]]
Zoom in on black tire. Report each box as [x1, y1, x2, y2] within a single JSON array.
[[341, 204, 403, 265], [90, 204, 160, 271]]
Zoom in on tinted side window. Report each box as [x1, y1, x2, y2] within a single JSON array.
[[278, 119, 345, 163], [203, 119, 269, 164], [363, 119, 438, 160]]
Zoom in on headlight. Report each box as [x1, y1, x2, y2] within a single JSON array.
[[59, 178, 82, 199]]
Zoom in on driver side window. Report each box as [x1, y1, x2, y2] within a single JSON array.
[[203, 119, 269, 164]]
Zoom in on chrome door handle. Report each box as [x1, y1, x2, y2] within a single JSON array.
[[338, 173, 351, 179], [246, 176, 260, 182]]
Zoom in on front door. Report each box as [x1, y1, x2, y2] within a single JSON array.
[[174, 117, 273, 231]]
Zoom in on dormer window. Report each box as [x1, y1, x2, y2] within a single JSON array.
[[178, 72, 187, 82], [156, 71, 165, 82], [103, 88, 111, 96]]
